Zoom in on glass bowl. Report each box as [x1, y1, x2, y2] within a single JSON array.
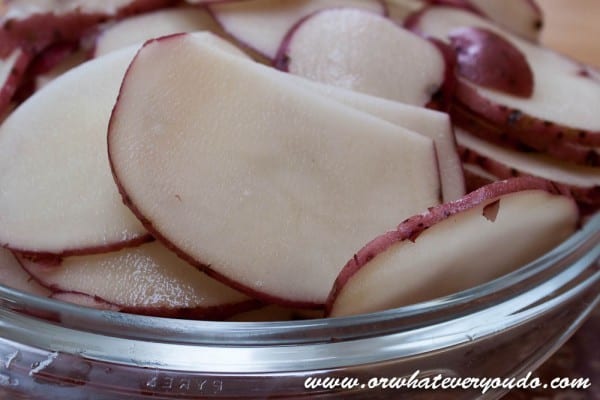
[[0, 213, 597, 399]]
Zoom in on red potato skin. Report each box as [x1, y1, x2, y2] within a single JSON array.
[[460, 162, 599, 218], [50, 291, 122, 311], [449, 27, 534, 98], [12, 41, 79, 103], [457, 146, 600, 208], [109, 186, 324, 310], [6, 234, 154, 265], [405, 6, 600, 147], [0, 49, 30, 115], [272, 11, 312, 72], [25, 42, 79, 77], [451, 104, 600, 167], [0, 12, 101, 58], [401, 9, 460, 112], [0, 0, 177, 116], [324, 177, 577, 316], [454, 77, 600, 147], [0, 0, 177, 57]]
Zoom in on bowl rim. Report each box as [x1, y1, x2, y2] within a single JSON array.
[[0, 213, 598, 347]]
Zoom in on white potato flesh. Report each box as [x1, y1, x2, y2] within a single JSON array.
[[20, 242, 251, 310], [456, 129, 600, 188], [414, 7, 600, 132], [109, 35, 441, 305], [210, 0, 385, 59], [0, 33, 241, 255], [329, 190, 578, 316], [297, 82, 465, 201], [284, 8, 445, 106], [189, 45, 463, 201], [0, 46, 147, 254], [0, 247, 51, 296], [94, 7, 224, 57]]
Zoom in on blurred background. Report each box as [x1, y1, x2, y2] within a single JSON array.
[[540, 0, 600, 66]]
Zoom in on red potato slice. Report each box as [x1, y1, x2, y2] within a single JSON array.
[[326, 178, 579, 317], [467, 0, 542, 43], [452, 104, 600, 167], [208, 0, 385, 60], [0, 247, 51, 297], [276, 8, 445, 106], [407, 6, 600, 147], [0, 33, 246, 258], [0, 0, 177, 59], [422, 13, 578, 75], [109, 34, 441, 307], [0, 45, 149, 257], [94, 7, 225, 57], [18, 242, 256, 319], [453, 82, 600, 148], [105, 26, 463, 203], [455, 128, 600, 207]]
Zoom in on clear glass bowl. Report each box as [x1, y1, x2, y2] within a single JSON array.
[[0, 212, 598, 399]]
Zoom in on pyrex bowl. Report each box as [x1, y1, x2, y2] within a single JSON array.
[[0, 212, 598, 399]]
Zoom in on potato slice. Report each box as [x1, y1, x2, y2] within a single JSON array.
[[109, 33, 441, 307], [327, 178, 579, 316], [276, 8, 446, 106], [18, 242, 255, 319], [0, 46, 148, 256]]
